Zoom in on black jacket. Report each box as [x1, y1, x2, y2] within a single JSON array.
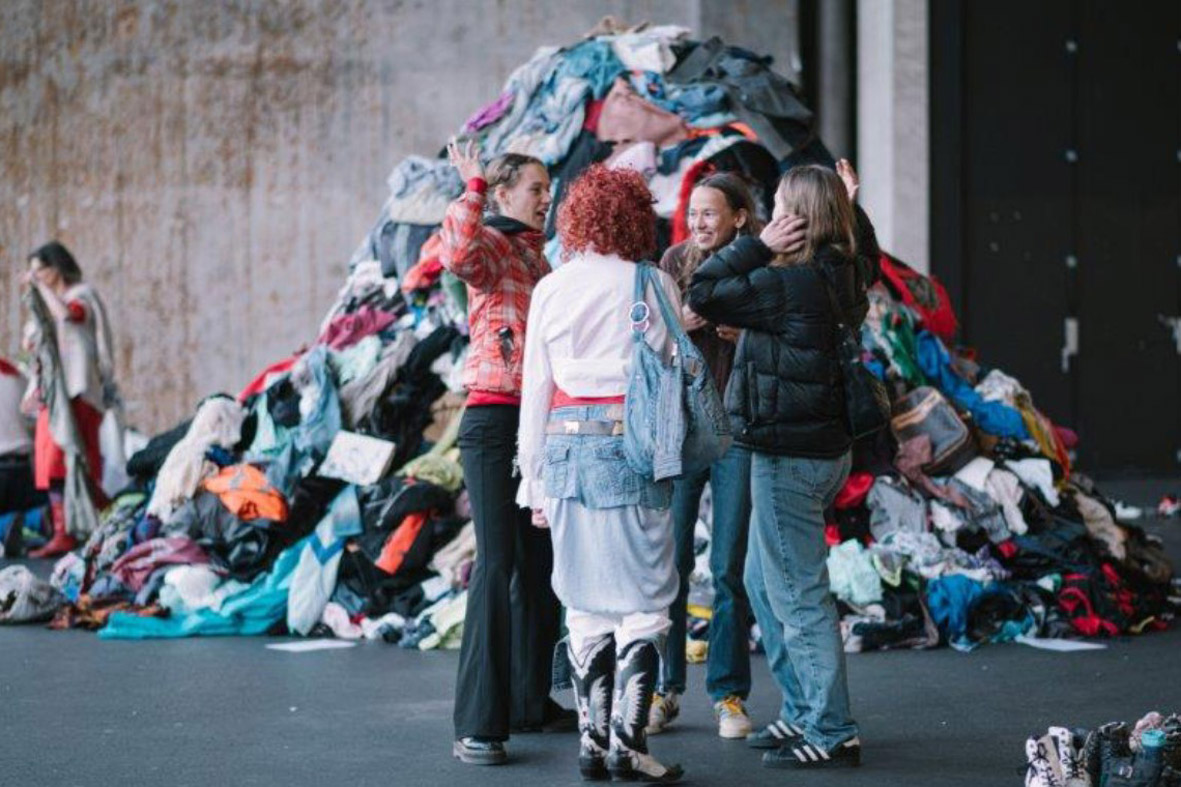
[[687, 237, 869, 457]]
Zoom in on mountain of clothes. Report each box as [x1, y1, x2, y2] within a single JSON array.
[[2, 24, 1174, 654]]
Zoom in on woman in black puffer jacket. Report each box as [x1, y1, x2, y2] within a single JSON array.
[[688, 163, 872, 771]]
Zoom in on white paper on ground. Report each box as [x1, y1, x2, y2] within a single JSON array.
[[1015, 635, 1106, 652], [266, 640, 358, 653]]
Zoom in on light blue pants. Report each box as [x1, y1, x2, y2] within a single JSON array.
[[744, 451, 858, 751]]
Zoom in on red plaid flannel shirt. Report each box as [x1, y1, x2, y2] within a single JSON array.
[[440, 187, 549, 397]]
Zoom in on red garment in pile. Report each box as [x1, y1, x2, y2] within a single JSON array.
[[238, 355, 301, 401], [877, 254, 959, 343]]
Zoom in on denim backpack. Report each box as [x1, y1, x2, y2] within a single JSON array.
[[623, 264, 732, 481]]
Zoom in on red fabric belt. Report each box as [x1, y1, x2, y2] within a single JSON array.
[[550, 388, 625, 409]]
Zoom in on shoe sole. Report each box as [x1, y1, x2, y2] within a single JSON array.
[[452, 742, 507, 766], [762, 757, 860, 770], [608, 767, 686, 783], [719, 725, 753, 740]]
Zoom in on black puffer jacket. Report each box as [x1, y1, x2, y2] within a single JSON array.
[[688, 237, 868, 457]]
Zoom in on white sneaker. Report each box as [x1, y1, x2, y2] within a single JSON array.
[[646, 691, 680, 735], [1113, 501, 1143, 521], [1047, 727, 1090, 787], [1025, 733, 1065, 787], [714, 696, 753, 739]]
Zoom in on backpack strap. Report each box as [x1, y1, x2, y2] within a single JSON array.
[[631, 263, 691, 347]]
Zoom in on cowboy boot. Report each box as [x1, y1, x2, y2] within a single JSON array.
[[28, 498, 76, 558], [607, 640, 684, 784], [569, 634, 614, 781]]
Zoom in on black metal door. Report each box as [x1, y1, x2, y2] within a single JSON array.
[[1073, 1, 1180, 473], [932, 0, 1181, 474]]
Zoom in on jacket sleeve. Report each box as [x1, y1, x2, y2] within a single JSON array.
[[515, 283, 554, 510], [687, 236, 787, 332], [656, 244, 685, 291], [846, 204, 880, 327], [826, 256, 868, 328], [439, 189, 509, 290]]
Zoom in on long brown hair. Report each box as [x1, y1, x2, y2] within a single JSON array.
[[678, 172, 764, 288], [485, 152, 545, 214], [771, 165, 856, 266]]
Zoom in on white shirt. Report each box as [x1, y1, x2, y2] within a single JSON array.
[[517, 251, 682, 508]]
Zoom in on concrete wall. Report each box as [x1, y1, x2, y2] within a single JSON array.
[[857, 0, 928, 272], [0, 0, 799, 434]]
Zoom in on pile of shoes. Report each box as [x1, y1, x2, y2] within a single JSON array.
[[1025, 713, 1181, 786]]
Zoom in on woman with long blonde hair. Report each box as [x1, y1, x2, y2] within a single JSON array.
[[688, 163, 871, 770]]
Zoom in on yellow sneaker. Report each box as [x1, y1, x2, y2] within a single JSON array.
[[714, 695, 753, 739], [646, 690, 680, 735]]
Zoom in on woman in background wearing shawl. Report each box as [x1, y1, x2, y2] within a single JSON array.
[[20, 241, 120, 557]]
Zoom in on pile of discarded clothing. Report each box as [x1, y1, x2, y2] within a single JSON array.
[[802, 252, 1176, 654], [4, 24, 824, 643], [40, 299, 474, 645], [350, 22, 819, 284], [1024, 712, 1181, 786], [684, 253, 1175, 654], [5, 25, 1171, 654]]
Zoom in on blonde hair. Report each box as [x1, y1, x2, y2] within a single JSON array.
[[771, 165, 856, 266]]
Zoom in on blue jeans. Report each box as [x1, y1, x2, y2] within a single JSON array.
[[660, 443, 752, 702], [544, 405, 671, 510], [745, 451, 857, 751]]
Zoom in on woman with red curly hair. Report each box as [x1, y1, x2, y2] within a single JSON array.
[[517, 164, 685, 783]]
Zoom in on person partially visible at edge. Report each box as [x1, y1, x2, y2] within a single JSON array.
[[442, 139, 574, 767], [19, 241, 117, 558], [648, 172, 794, 742], [517, 164, 685, 784], [687, 161, 874, 771]]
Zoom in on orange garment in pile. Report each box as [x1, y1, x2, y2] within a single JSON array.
[[376, 512, 429, 575], [201, 464, 289, 522]]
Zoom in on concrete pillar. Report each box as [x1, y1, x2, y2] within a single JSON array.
[[817, 0, 854, 160], [857, 0, 929, 271]]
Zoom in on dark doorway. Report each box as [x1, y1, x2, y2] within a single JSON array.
[[931, 0, 1180, 475]]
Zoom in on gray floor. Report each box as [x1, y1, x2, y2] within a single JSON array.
[[2, 480, 1177, 786]]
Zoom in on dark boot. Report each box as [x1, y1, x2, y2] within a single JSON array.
[[607, 640, 684, 784], [569, 634, 614, 781], [28, 499, 76, 559], [1083, 721, 1130, 786]]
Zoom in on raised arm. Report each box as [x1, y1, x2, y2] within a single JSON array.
[[439, 138, 511, 290]]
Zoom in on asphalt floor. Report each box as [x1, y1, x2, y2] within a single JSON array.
[[2, 479, 1177, 786]]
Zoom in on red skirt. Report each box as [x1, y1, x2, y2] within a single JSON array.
[[34, 398, 104, 492]]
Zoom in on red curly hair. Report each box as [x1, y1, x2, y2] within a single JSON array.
[[556, 164, 656, 262]]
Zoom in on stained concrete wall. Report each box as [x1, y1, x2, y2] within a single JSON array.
[[0, 0, 798, 433]]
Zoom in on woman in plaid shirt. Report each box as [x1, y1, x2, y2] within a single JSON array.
[[444, 139, 573, 766]]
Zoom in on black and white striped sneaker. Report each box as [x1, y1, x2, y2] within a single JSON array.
[[762, 737, 861, 769], [747, 720, 805, 749]]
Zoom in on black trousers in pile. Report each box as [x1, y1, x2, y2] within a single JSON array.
[[452, 405, 562, 741]]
